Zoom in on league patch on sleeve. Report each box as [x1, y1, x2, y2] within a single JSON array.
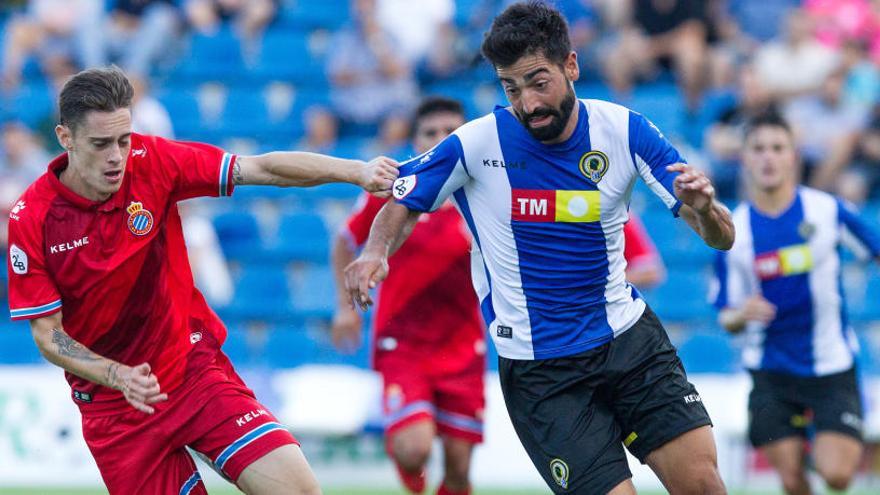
[[10, 244, 27, 275], [393, 175, 418, 200]]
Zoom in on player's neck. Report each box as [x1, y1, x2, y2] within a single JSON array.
[[60, 160, 111, 203], [751, 183, 797, 216]]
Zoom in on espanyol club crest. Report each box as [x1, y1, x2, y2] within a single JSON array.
[[126, 201, 154, 236], [579, 150, 609, 183]]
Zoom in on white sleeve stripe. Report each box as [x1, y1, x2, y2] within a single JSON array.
[[634, 155, 677, 209]]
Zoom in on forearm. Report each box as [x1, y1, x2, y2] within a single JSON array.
[[681, 201, 735, 250], [332, 234, 358, 308], [365, 202, 420, 257], [236, 152, 363, 187], [31, 315, 122, 389]]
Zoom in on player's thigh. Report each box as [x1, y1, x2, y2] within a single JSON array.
[[441, 435, 476, 480], [388, 417, 436, 464], [498, 355, 631, 495], [644, 425, 725, 494], [433, 365, 485, 444], [236, 444, 321, 495], [813, 432, 863, 486], [609, 307, 713, 464]]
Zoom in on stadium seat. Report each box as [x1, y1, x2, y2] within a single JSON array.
[[676, 332, 738, 373], [265, 212, 330, 263], [212, 210, 264, 263], [220, 266, 294, 322], [647, 268, 715, 321], [278, 0, 351, 30], [0, 322, 43, 364], [254, 29, 327, 85], [170, 26, 245, 81], [290, 264, 336, 319]]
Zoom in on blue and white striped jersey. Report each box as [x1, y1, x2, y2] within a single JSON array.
[[391, 99, 685, 360], [712, 187, 880, 376]]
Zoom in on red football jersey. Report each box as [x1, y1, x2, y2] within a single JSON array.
[[343, 194, 483, 352], [7, 134, 236, 415], [623, 213, 661, 272]]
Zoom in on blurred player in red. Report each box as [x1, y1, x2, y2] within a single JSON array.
[[331, 97, 482, 495], [6, 66, 399, 495]]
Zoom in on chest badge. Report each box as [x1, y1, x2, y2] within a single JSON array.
[[798, 221, 816, 240], [127, 201, 154, 236], [579, 150, 609, 183]]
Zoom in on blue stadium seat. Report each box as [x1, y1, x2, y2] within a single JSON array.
[[266, 212, 329, 263], [278, 0, 351, 29], [676, 332, 738, 373], [0, 322, 43, 364], [254, 30, 327, 85], [220, 266, 294, 322], [212, 210, 264, 262], [647, 268, 715, 321], [171, 26, 245, 81], [291, 264, 336, 319], [629, 83, 684, 139]]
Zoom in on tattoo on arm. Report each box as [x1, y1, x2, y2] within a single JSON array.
[[106, 362, 120, 389], [232, 161, 244, 185], [51, 328, 100, 361]]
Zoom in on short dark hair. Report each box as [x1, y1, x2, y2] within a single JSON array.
[[59, 66, 134, 131], [412, 96, 464, 135], [744, 110, 792, 140], [481, 1, 572, 68]]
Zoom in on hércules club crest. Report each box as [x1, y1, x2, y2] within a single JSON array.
[[126, 201, 154, 236]]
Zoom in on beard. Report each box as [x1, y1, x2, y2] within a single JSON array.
[[516, 84, 577, 142]]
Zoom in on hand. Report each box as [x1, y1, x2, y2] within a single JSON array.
[[108, 362, 168, 414], [331, 309, 364, 354], [669, 164, 715, 214], [740, 295, 777, 325], [359, 157, 400, 198], [344, 252, 389, 311]]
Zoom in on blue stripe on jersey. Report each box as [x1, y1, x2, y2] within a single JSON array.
[[495, 103, 614, 359], [219, 153, 231, 197], [712, 251, 728, 309], [627, 111, 685, 215], [837, 198, 880, 257], [750, 195, 814, 375], [179, 471, 201, 495], [454, 188, 495, 326]]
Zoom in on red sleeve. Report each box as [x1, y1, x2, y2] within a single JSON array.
[[623, 213, 661, 269], [146, 136, 236, 202], [344, 194, 388, 248], [7, 203, 62, 321]]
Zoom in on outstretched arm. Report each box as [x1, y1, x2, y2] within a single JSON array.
[[330, 231, 364, 353], [343, 202, 420, 310], [30, 312, 167, 414], [234, 153, 399, 197], [670, 164, 735, 250]]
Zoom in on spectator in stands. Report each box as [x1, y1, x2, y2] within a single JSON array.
[[130, 76, 174, 138], [752, 8, 839, 101], [837, 111, 880, 204], [602, 0, 711, 110], [724, 0, 801, 44], [184, 0, 277, 39], [704, 65, 775, 199], [325, 0, 418, 129], [298, 106, 339, 155], [94, 0, 182, 77], [0, 120, 48, 254], [784, 69, 867, 186], [806, 0, 880, 65], [1, 0, 104, 90], [376, 0, 459, 78]]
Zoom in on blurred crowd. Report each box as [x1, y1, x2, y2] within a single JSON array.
[[3, 0, 880, 301]]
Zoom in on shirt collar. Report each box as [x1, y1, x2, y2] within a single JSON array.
[[46, 152, 129, 212]]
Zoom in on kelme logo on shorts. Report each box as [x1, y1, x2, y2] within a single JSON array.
[[550, 458, 569, 489]]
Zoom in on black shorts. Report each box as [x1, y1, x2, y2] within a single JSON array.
[[498, 306, 712, 494], [748, 367, 863, 448]]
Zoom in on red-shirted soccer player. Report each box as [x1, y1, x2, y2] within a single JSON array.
[[5, 67, 399, 495], [623, 212, 666, 289], [331, 97, 484, 495]]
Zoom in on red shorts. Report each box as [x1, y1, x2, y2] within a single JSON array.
[[82, 353, 297, 494], [376, 340, 485, 444]]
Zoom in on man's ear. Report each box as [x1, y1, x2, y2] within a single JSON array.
[[564, 51, 580, 83], [55, 124, 73, 150]]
